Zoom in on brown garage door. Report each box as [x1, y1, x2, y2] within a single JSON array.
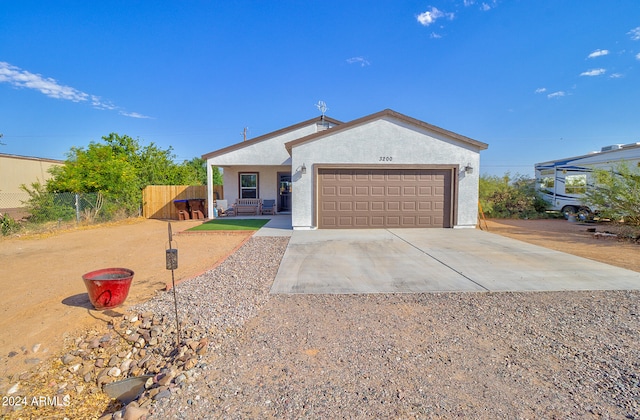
[[318, 168, 453, 228]]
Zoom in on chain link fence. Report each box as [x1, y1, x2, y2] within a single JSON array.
[[0, 191, 109, 223]]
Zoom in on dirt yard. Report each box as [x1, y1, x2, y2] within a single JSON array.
[[0, 218, 252, 379], [0, 217, 638, 383], [484, 218, 640, 273]]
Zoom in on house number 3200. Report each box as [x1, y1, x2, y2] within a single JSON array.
[[379, 156, 393, 162]]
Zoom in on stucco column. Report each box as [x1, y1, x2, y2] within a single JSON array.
[[206, 161, 214, 219]]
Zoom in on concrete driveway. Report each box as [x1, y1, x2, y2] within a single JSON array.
[[270, 228, 640, 294]]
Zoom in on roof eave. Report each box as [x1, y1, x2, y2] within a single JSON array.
[[202, 115, 343, 160], [285, 109, 488, 154]]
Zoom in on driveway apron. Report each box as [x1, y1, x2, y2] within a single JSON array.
[[270, 228, 640, 294]]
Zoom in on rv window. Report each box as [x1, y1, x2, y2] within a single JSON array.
[[541, 177, 554, 189], [565, 174, 586, 194]]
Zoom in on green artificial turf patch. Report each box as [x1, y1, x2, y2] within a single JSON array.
[[187, 218, 270, 231]]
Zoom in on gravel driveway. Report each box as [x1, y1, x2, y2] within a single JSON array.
[[146, 236, 640, 419]]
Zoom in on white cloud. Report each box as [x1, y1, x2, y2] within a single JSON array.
[[587, 49, 609, 58], [636, 52, 640, 60], [580, 68, 606, 76], [0, 61, 149, 118], [463, 0, 475, 6], [610, 73, 624, 78], [346, 57, 371, 67], [120, 111, 154, 119], [547, 91, 565, 99], [535, 87, 547, 94], [430, 32, 442, 39], [0, 61, 89, 102], [416, 7, 454, 26], [628, 26, 640, 41], [481, 0, 498, 11]]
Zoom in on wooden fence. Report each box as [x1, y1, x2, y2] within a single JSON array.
[[142, 185, 223, 219]]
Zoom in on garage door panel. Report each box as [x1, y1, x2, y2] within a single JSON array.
[[318, 168, 452, 228], [355, 186, 369, 195], [339, 202, 353, 211], [403, 186, 416, 196], [403, 202, 416, 211], [322, 201, 337, 211], [387, 186, 401, 196], [418, 201, 432, 211], [371, 201, 385, 211], [323, 186, 337, 196], [371, 186, 385, 196], [339, 186, 353, 196], [419, 186, 432, 196], [386, 216, 400, 225], [387, 201, 400, 211], [355, 201, 369, 211]]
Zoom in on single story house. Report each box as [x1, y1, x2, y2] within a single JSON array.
[[203, 109, 488, 229]]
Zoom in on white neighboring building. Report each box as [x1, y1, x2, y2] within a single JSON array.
[[203, 109, 488, 229]]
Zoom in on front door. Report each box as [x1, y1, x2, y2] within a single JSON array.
[[278, 173, 292, 212]]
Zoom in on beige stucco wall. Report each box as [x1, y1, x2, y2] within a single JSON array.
[[0, 154, 63, 208]]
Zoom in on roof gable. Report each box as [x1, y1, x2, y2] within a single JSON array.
[[202, 115, 342, 160], [285, 109, 488, 154]]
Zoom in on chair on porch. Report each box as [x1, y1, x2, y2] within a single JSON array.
[[215, 200, 234, 217], [262, 199, 276, 215]]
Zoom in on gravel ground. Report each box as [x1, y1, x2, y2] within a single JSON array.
[[144, 236, 640, 419]]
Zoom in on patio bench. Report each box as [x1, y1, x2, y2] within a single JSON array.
[[235, 198, 262, 215]]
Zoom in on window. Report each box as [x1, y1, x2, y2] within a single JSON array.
[[239, 173, 258, 198], [538, 169, 554, 191], [541, 177, 554, 189], [565, 174, 586, 195]]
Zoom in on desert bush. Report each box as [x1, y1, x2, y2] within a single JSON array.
[[20, 182, 75, 223], [479, 173, 547, 219], [583, 163, 640, 226], [0, 213, 21, 236]]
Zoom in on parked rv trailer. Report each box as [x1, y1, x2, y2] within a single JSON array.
[[534, 143, 640, 219]]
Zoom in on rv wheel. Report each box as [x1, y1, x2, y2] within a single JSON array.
[[562, 206, 577, 220], [577, 207, 592, 222]]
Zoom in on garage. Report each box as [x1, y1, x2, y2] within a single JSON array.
[[318, 167, 454, 228]]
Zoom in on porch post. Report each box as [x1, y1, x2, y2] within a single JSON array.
[[206, 162, 214, 219]]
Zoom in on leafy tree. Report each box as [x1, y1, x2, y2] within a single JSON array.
[[178, 157, 207, 185], [48, 134, 141, 216], [479, 172, 547, 219], [583, 163, 640, 226], [47, 133, 209, 218]]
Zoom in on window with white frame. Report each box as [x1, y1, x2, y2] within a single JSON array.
[[239, 173, 258, 198]]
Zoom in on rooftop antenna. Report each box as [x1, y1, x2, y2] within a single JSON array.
[[315, 101, 328, 121], [241, 127, 249, 141]]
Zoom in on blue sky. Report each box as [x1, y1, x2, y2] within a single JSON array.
[[1, 1, 639, 177]]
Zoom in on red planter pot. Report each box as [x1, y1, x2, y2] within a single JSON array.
[[82, 267, 134, 310]]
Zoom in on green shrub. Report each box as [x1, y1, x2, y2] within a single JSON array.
[[479, 173, 547, 219], [583, 163, 640, 226], [1, 213, 21, 236], [20, 182, 75, 223]]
